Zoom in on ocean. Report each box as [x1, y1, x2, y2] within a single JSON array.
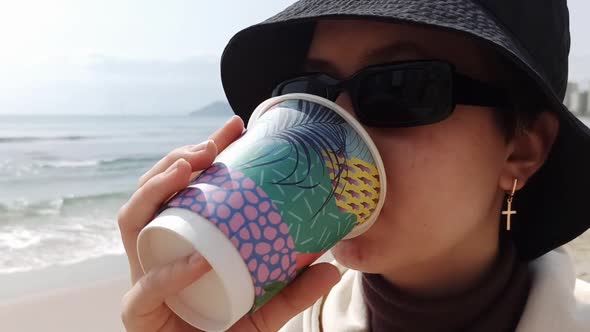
[[1, 114, 588, 276], [0, 114, 229, 274]]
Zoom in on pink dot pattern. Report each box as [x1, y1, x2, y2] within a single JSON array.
[[164, 163, 297, 302]]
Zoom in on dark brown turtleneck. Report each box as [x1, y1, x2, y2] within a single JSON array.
[[362, 240, 530, 332]]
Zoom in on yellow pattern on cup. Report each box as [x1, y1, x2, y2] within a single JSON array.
[[323, 153, 381, 224]]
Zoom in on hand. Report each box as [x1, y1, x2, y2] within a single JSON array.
[[118, 115, 341, 332]]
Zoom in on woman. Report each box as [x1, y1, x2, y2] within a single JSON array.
[[118, 1, 590, 331]]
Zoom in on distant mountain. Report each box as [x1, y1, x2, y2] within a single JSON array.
[[189, 101, 233, 116]]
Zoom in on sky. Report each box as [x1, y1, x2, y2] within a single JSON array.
[[0, 0, 588, 115]]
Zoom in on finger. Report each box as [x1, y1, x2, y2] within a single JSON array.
[[123, 253, 211, 317], [138, 140, 217, 189], [121, 253, 211, 325], [138, 115, 243, 188], [208, 115, 245, 152], [118, 158, 195, 283], [234, 263, 341, 332], [187, 115, 244, 183]]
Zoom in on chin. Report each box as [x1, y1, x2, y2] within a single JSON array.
[[330, 236, 379, 273]]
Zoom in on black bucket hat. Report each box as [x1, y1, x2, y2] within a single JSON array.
[[220, 0, 590, 260]]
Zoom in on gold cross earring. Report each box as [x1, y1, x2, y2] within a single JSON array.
[[502, 179, 519, 231]]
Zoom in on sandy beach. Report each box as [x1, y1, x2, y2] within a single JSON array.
[[0, 277, 129, 332], [0, 233, 588, 332], [0, 254, 130, 332]]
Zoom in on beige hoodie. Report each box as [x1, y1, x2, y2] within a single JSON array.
[[280, 248, 590, 332]]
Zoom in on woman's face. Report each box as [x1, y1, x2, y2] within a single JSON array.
[[308, 20, 512, 285]]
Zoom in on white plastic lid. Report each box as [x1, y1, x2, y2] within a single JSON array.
[[137, 208, 255, 332]]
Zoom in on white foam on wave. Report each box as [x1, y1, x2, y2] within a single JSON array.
[[37, 160, 100, 168], [0, 218, 126, 275], [0, 191, 133, 220], [0, 155, 159, 180], [0, 228, 44, 250], [0, 198, 64, 217], [0, 161, 38, 177], [35, 198, 64, 216]]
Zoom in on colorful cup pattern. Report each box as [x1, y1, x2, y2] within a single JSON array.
[[163, 99, 381, 311]]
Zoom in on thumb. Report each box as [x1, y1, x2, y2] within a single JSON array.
[[233, 263, 341, 332]]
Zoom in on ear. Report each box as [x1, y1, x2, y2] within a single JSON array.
[[499, 111, 559, 192]]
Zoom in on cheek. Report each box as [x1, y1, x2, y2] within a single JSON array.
[[333, 109, 507, 270], [394, 111, 504, 218]]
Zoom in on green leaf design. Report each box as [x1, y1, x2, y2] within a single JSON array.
[[240, 142, 356, 253], [345, 127, 375, 163], [219, 100, 359, 253], [264, 281, 287, 294], [252, 281, 289, 312]]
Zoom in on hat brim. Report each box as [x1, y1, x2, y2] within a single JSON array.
[[220, 0, 590, 260]]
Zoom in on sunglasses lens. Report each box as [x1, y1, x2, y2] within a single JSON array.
[[357, 64, 453, 127], [274, 76, 338, 100]]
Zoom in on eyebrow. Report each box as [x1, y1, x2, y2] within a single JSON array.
[[364, 41, 432, 64], [304, 41, 432, 77], [303, 58, 342, 76]]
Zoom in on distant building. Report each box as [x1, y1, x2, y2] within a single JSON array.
[[565, 82, 590, 116], [565, 82, 579, 110], [579, 91, 589, 116]]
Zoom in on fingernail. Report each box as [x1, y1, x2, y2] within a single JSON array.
[[225, 115, 240, 125], [165, 159, 182, 174], [189, 140, 210, 152], [188, 252, 203, 266], [206, 140, 217, 154]]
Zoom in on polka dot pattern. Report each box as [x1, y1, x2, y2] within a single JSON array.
[[165, 163, 297, 301]]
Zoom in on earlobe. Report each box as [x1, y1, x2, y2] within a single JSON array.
[[499, 111, 559, 191]]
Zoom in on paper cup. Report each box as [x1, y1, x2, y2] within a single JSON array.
[[137, 93, 386, 331]]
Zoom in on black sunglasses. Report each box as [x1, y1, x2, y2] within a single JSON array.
[[271, 60, 509, 128]]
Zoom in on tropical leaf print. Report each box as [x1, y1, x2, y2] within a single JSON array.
[[163, 99, 383, 313], [252, 281, 288, 311], [241, 100, 350, 196], [344, 126, 374, 162], [239, 142, 357, 253]]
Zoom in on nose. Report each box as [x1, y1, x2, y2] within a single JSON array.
[[333, 92, 357, 119]]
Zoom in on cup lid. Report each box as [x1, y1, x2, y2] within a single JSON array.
[[137, 208, 255, 332]]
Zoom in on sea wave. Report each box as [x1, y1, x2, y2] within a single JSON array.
[[99, 156, 160, 167], [0, 221, 125, 274], [0, 135, 102, 144], [0, 192, 132, 219], [0, 195, 128, 274], [35, 156, 159, 170], [37, 160, 100, 168], [61, 191, 132, 208], [0, 198, 64, 217]]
